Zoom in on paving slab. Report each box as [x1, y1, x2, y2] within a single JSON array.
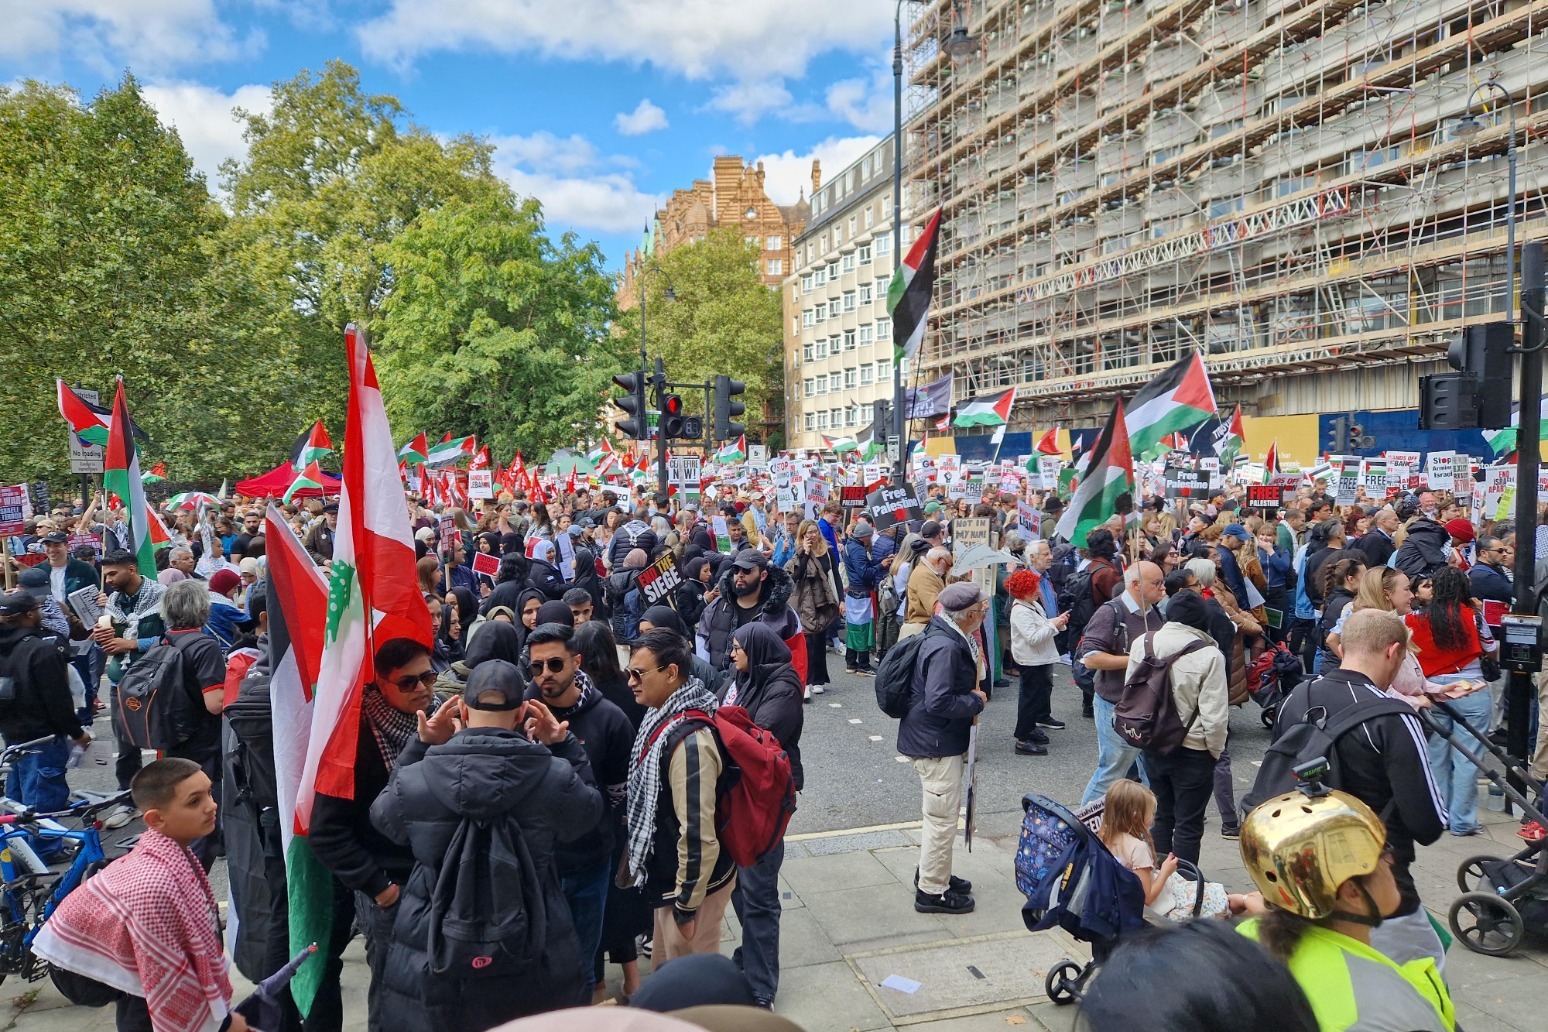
[[848, 931, 1070, 1024], [775, 959, 893, 1032], [804, 880, 952, 950], [783, 848, 906, 897]]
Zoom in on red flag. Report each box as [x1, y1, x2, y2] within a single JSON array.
[[469, 446, 491, 471], [531, 478, 547, 506], [1035, 428, 1060, 455], [565, 468, 577, 495]]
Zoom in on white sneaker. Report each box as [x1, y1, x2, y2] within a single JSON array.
[[811, 684, 826, 695], [102, 804, 136, 830]]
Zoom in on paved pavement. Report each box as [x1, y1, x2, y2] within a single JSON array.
[[6, 655, 1546, 1031]]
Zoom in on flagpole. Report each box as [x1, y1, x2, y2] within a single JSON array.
[[890, 2, 905, 485]]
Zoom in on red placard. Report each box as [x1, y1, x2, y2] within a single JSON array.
[[471, 552, 500, 578]]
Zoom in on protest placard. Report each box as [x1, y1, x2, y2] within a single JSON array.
[[867, 482, 921, 531], [468, 470, 493, 499], [636, 552, 682, 606], [0, 484, 32, 537]]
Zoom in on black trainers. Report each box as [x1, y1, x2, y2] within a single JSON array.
[[1015, 739, 1048, 756], [1037, 717, 1067, 730], [915, 868, 972, 894], [1028, 728, 1050, 744], [1220, 824, 1241, 840], [914, 888, 975, 914]]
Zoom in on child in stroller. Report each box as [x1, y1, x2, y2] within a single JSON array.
[[1100, 781, 1256, 920]]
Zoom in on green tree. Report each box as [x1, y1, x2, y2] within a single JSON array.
[[616, 228, 784, 441], [373, 192, 624, 459]]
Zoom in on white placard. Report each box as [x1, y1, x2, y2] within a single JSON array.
[[468, 470, 494, 499]]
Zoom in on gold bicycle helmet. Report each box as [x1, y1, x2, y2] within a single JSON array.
[[1240, 788, 1387, 920]]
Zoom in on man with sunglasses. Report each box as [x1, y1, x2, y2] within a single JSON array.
[[524, 623, 633, 999], [310, 637, 441, 1031]]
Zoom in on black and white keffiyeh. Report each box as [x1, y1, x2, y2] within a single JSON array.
[[624, 676, 719, 885], [360, 684, 434, 771]]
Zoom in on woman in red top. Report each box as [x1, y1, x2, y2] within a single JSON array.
[[1403, 568, 1497, 836]]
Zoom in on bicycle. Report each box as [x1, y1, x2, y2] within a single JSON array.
[[0, 734, 134, 985]]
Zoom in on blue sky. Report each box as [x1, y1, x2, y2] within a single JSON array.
[[2, 1, 899, 268]]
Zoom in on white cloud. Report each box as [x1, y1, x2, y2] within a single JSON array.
[[615, 98, 668, 136], [825, 71, 893, 134], [357, 2, 889, 81], [488, 133, 660, 235], [140, 81, 272, 188], [705, 79, 794, 126], [753, 135, 881, 206], [1, 1, 255, 72]]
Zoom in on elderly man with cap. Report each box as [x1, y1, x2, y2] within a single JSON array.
[[305, 501, 339, 565], [0, 588, 91, 834], [696, 548, 807, 684], [897, 582, 989, 915]]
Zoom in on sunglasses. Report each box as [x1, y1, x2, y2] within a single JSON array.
[[626, 664, 667, 682], [390, 671, 437, 691], [529, 657, 569, 677]]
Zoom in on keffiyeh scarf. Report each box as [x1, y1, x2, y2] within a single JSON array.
[[361, 684, 432, 771], [624, 676, 720, 885]]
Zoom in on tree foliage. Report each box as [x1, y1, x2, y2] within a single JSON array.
[[615, 228, 784, 441]]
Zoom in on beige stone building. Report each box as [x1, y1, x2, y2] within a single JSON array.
[[781, 137, 899, 452]]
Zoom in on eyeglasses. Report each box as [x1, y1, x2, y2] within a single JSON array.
[[390, 671, 437, 691], [626, 664, 667, 682], [529, 657, 569, 676]]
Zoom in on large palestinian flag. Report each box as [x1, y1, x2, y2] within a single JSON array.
[[426, 433, 477, 466], [101, 379, 157, 578], [1054, 400, 1133, 544], [291, 421, 333, 472], [58, 381, 111, 447], [953, 388, 1015, 428], [1125, 352, 1217, 460], [887, 208, 943, 362]]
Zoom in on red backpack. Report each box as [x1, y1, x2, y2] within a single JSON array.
[[645, 706, 796, 867]]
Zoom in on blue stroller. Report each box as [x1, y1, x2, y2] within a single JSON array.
[[1016, 792, 1205, 1004]]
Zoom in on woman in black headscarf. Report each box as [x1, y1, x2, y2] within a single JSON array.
[[570, 546, 607, 619], [481, 553, 532, 615], [721, 622, 804, 1008]]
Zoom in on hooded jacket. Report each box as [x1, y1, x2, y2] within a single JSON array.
[[369, 728, 603, 1026], [1125, 622, 1229, 758], [720, 624, 804, 791], [1393, 519, 1451, 582], [0, 624, 81, 744], [696, 562, 807, 684]]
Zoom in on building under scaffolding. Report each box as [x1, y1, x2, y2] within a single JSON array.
[[903, 0, 1548, 454]]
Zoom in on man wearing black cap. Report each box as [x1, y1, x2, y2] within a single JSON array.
[[305, 503, 338, 566], [94, 548, 166, 809], [370, 658, 603, 1028], [0, 589, 92, 825], [696, 548, 805, 680]]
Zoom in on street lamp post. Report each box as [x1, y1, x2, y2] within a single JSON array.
[[892, 0, 976, 483], [1453, 81, 1518, 319]]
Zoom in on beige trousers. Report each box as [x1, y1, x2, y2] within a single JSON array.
[[898, 621, 928, 641], [652, 879, 735, 963], [913, 754, 965, 895], [1531, 671, 1548, 782]]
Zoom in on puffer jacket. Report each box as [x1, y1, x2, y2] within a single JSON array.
[[696, 562, 807, 684], [369, 728, 602, 1030], [1125, 623, 1229, 758], [785, 551, 840, 634], [1393, 519, 1450, 581], [606, 519, 658, 569]]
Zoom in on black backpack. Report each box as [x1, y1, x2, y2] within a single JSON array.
[[0, 632, 40, 709], [1243, 685, 1415, 810], [427, 815, 548, 979], [1112, 633, 1209, 754], [225, 661, 279, 815], [112, 634, 202, 750], [1058, 559, 1108, 644], [875, 627, 936, 718]]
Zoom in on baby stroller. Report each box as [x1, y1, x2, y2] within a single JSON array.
[[1420, 697, 1548, 956], [1247, 641, 1304, 728], [1015, 793, 1205, 1004]]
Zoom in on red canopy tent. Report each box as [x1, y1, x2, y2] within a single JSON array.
[[233, 463, 341, 499]]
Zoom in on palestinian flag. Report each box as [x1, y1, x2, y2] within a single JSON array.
[[823, 434, 860, 454], [141, 462, 166, 484], [1125, 352, 1217, 460], [262, 508, 330, 1011], [293, 326, 431, 1013], [291, 421, 333, 472], [1054, 400, 1133, 544], [102, 379, 157, 578], [57, 380, 111, 447], [285, 461, 326, 504], [859, 429, 884, 462], [954, 388, 1015, 428], [426, 433, 477, 466], [1262, 441, 1280, 483], [887, 208, 943, 362], [716, 434, 747, 463], [1035, 428, 1061, 455], [1214, 404, 1245, 464], [397, 432, 429, 466], [144, 504, 173, 548]]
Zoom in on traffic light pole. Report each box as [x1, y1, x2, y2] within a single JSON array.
[[1507, 241, 1543, 767], [653, 359, 669, 501]]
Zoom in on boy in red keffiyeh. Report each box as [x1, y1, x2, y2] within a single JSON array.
[[32, 758, 246, 1032]]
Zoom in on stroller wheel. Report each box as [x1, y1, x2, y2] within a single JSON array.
[[1260, 705, 1276, 729], [1450, 891, 1526, 957], [1045, 959, 1087, 1006], [1457, 854, 1504, 894]]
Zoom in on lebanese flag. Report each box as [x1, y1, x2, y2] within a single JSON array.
[[468, 445, 491, 472], [261, 508, 331, 1011], [57, 380, 111, 447], [294, 325, 431, 1007], [1125, 351, 1217, 460], [397, 431, 429, 466], [1035, 427, 1061, 455], [1054, 400, 1134, 544], [886, 208, 943, 362]]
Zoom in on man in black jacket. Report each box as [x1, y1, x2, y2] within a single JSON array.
[[1268, 608, 1446, 967], [1469, 536, 1515, 614], [1358, 506, 1400, 568], [696, 550, 804, 677], [370, 659, 602, 1031], [0, 590, 91, 826], [524, 623, 632, 999], [309, 637, 437, 1032], [897, 583, 987, 916]]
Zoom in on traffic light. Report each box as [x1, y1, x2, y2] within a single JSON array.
[[713, 375, 746, 442], [660, 394, 685, 438], [1326, 415, 1349, 454], [613, 369, 649, 440], [872, 398, 892, 447], [1420, 321, 1514, 429]]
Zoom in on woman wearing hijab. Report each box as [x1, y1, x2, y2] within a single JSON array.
[[571, 546, 608, 619], [721, 623, 804, 1009]]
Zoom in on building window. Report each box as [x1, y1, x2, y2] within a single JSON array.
[[864, 207, 874, 229], [827, 261, 840, 280], [804, 412, 815, 431], [859, 244, 872, 265], [766, 259, 783, 275], [859, 284, 873, 306], [801, 273, 814, 294], [792, 315, 799, 335], [875, 235, 892, 256], [766, 235, 782, 250], [803, 378, 815, 397], [814, 268, 826, 287], [842, 252, 857, 273], [746, 236, 760, 246], [815, 338, 827, 359], [860, 363, 874, 385], [876, 358, 892, 380], [861, 402, 874, 423], [876, 317, 891, 339], [815, 303, 827, 322], [820, 233, 828, 252], [844, 368, 857, 389], [828, 372, 841, 392], [859, 323, 874, 345], [817, 410, 829, 430], [803, 344, 814, 363], [844, 329, 856, 350], [802, 309, 815, 328], [843, 291, 857, 312]]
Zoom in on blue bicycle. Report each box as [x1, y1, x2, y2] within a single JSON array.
[[0, 735, 134, 985]]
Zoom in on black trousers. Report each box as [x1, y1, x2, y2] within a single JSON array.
[[1145, 746, 1217, 866], [805, 631, 830, 686], [1013, 664, 1053, 741]]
